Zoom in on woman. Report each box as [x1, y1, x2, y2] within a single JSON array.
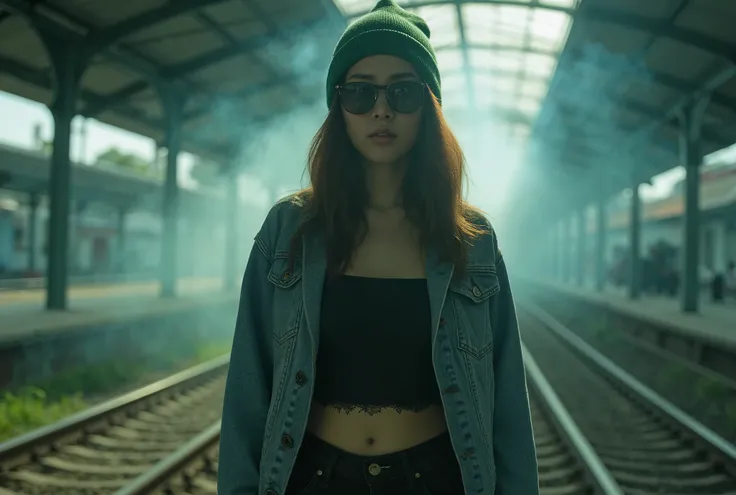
[[217, 0, 539, 493]]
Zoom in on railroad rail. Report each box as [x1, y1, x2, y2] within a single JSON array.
[[520, 279, 736, 384], [105, 341, 629, 495], [0, 354, 230, 495], [34, 304, 736, 494], [521, 301, 736, 494]]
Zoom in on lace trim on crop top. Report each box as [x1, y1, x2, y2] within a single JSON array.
[[313, 274, 442, 414], [321, 401, 439, 416]]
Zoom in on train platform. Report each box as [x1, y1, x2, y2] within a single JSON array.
[[522, 278, 736, 350], [0, 277, 239, 346]]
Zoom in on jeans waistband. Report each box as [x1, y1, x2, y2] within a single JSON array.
[[298, 430, 456, 483]]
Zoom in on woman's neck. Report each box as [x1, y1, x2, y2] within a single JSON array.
[[364, 159, 407, 210]]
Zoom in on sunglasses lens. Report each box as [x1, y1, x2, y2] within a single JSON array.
[[387, 81, 425, 113], [338, 83, 376, 114]]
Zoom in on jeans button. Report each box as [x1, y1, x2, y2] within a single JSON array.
[[368, 463, 381, 476]]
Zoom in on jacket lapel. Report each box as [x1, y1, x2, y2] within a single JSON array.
[[425, 246, 454, 345], [301, 229, 326, 358]]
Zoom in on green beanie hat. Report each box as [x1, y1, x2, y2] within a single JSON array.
[[325, 0, 441, 108]]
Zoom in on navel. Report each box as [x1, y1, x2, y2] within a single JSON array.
[[366, 437, 376, 446]]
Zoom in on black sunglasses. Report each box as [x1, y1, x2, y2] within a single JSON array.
[[335, 81, 427, 115]]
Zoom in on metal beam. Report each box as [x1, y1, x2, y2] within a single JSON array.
[[0, 54, 233, 164], [82, 16, 327, 118], [81, 81, 149, 117], [537, 3, 736, 155], [350, 0, 574, 17], [558, 48, 736, 115], [85, 0, 232, 55], [0, 0, 210, 95], [537, 85, 729, 160], [581, 7, 736, 65], [350, 0, 736, 67], [627, 63, 736, 150]]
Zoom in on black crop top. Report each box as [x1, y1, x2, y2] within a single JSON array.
[[312, 275, 443, 414]]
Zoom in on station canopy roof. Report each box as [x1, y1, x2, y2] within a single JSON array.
[[1, 0, 736, 197]]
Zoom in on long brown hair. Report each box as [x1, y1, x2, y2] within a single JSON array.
[[288, 88, 488, 276]]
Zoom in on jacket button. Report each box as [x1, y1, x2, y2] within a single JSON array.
[[472, 286, 481, 297], [281, 271, 291, 281], [295, 370, 307, 385], [281, 433, 293, 449]]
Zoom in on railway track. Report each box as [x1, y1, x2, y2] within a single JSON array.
[[20, 304, 736, 494], [0, 354, 229, 495], [103, 335, 628, 495], [521, 301, 736, 495]]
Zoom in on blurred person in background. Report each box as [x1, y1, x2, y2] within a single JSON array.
[[217, 1, 538, 494]]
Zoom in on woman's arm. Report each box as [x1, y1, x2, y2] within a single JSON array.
[[218, 237, 275, 495], [490, 244, 540, 494]]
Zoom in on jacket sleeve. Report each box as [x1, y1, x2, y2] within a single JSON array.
[[490, 242, 540, 494], [218, 235, 275, 495]]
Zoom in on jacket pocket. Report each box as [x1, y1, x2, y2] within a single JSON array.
[[448, 267, 500, 359], [266, 252, 303, 344]]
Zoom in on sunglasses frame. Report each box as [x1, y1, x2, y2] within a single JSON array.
[[334, 81, 428, 114]]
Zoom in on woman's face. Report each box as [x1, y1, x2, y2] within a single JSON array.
[[340, 55, 424, 165]]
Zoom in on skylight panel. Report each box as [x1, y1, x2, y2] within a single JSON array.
[[523, 52, 557, 78], [405, 4, 460, 49], [436, 48, 465, 73], [332, 0, 375, 17]]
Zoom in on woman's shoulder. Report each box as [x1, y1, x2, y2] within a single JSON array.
[[460, 203, 501, 263], [256, 190, 312, 252], [461, 203, 495, 239], [264, 189, 311, 223]]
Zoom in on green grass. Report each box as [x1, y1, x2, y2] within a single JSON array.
[[0, 388, 87, 441], [0, 340, 232, 443]]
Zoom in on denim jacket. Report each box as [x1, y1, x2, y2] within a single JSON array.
[[218, 196, 539, 495]]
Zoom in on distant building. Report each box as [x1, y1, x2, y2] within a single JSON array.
[[605, 160, 736, 276]]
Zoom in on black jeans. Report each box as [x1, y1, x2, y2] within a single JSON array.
[[285, 431, 464, 494]]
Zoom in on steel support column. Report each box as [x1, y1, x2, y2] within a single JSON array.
[[576, 208, 586, 287], [71, 200, 87, 274], [160, 92, 185, 298], [45, 41, 85, 310], [595, 195, 607, 292], [629, 182, 641, 300], [562, 216, 571, 283], [679, 97, 709, 313], [224, 171, 239, 291], [27, 193, 39, 272], [550, 225, 558, 280], [117, 206, 127, 272]]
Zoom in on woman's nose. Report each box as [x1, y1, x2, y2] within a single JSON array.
[[371, 90, 394, 119]]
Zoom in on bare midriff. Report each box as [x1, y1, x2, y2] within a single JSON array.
[[306, 401, 449, 455]]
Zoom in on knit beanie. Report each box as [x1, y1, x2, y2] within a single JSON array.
[[325, 0, 441, 108]]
